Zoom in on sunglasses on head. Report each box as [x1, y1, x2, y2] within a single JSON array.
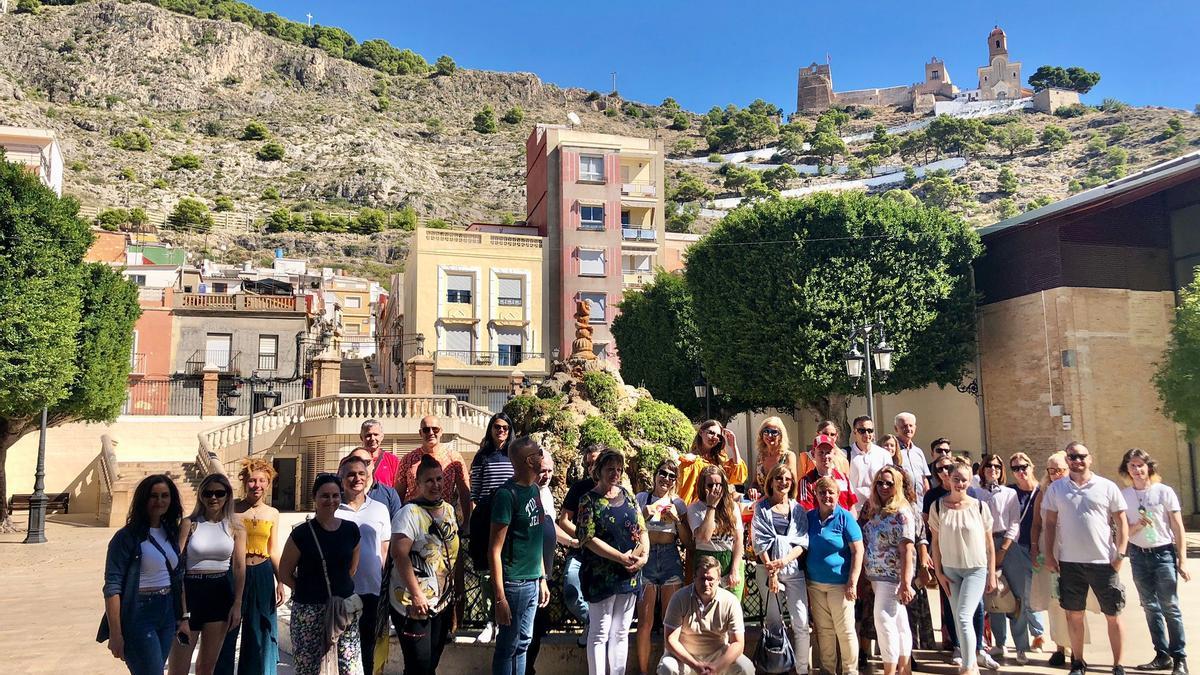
[[1010, 464, 1030, 472], [202, 489, 228, 499], [421, 426, 442, 434], [1066, 453, 1088, 461], [856, 428, 874, 434]]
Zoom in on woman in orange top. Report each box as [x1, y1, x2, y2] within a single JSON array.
[[676, 420, 747, 504]]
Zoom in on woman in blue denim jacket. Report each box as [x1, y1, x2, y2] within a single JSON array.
[[751, 463, 812, 674], [99, 474, 185, 675]]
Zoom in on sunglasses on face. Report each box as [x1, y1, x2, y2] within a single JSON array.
[[202, 489, 228, 499], [492, 424, 510, 432], [875, 480, 895, 488], [1048, 467, 1067, 474], [985, 463, 1003, 470], [658, 471, 677, 481], [856, 428, 875, 434], [706, 482, 725, 489], [1010, 464, 1030, 472], [935, 465, 953, 474], [935, 447, 952, 454], [420, 427, 442, 434], [1066, 453, 1088, 462], [761, 428, 781, 437]]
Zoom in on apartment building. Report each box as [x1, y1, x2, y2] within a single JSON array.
[[525, 125, 665, 363], [401, 225, 548, 411], [0, 125, 64, 196], [326, 273, 374, 355]]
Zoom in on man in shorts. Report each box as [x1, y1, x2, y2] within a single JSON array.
[[1044, 441, 1130, 675]]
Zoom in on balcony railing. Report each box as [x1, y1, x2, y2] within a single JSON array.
[[434, 350, 546, 369], [579, 222, 605, 232], [621, 182, 657, 197], [622, 272, 653, 287], [497, 297, 523, 307], [184, 349, 242, 374], [174, 293, 304, 313], [257, 353, 278, 371], [622, 228, 657, 242], [129, 353, 146, 375]]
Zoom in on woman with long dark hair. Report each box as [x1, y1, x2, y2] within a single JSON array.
[[677, 420, 746, 504], [634, 457, 692, 675], [687, 465, 745, 598], [466, 412, 515, 643], [280, 474, 363, 675], [99, 474, 185, 675], [168, 473, 246, 675]]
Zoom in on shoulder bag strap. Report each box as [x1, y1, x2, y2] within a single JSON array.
[[307, 520, 335, 600], [145, 529, 178, 577], [1018, 485, 1038, 524]]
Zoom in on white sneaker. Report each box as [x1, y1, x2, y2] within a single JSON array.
[[951, 648, 963, 666], [978, 650, 1001, 670], [1016, 651, 1030, 665], [476, 622, 496, 643]]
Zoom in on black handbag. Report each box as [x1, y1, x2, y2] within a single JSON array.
[[753, 592, 797, 674]]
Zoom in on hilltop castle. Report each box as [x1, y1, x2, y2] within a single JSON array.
[[796, 26, 1033, 113]]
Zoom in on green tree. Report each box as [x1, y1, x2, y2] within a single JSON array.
[[683, 192, 981, 422], [434, 55, 457, 76], [717, 163, 759, 196], [213, 196, 234, 212], [391, 205, 418, 231], [1108, 123, 1131, 141], [997, 166, 1018, 195], [14, 0, 41, 14], [809, 131, 846, 169], [263, 208, 294, 233], [1164, 117, 1185, 138], [667, 172, 713, 203], [899, 131, 932, 165], [926, 116, 989, 158], [95, 208, 130, 231], [0, 157, 140, 526], [763, 164, 798, 190], [922, 174, 976, 212], [168, 153, 201, 171], [993, 124, 1035, 157], [473, 105, 498, 134], [112, 130, 151, 152], [669, 112, 690, 131], [777, 121, 809, 157], [352, 208, 386, 234], [1054, 104, 1088, 119], [1041, 125, 1070, 150], [994, 198, 1019, 219], [665, 201, 699, 233], [501, 107, 524, 124], [256, 142, 285, 161], [660, 97, 681, 112], [1028, 65, 1101, 93], [241, 121, 270, 141], [1154, 272, 1200, 435], [167, 198, 214, 233]]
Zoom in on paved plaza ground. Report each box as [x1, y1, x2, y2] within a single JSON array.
[[2, 515, 1197, 674]]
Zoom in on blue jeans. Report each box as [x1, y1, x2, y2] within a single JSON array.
[[991, 536, 1033, 652], [945, 566, 988, 670], [1131, 545, 1187, 660], [123, 593, 176, 675], [493, 579, 539, 675], [563, 555, 588, 623]]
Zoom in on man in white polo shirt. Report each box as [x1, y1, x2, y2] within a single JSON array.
[[848, 415, 890, 514], [1044, 441, 1129, 675], [338, 454, 395, 675]]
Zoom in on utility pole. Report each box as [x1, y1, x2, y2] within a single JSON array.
[[611, 71, 617, 95]]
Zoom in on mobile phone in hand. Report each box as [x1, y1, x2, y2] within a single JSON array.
[[176, 631, 189, 646]]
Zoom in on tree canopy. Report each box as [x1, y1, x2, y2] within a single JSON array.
[[1028, 65, 1102, 94], [0, 154, 141, 525], [682, 192, 981, 421], [1154, 271, 1200, 436]]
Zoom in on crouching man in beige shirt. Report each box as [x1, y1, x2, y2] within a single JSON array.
[[658, 554, 754, 675]]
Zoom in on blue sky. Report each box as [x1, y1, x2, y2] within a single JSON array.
[[249, 0, 1198, 113]]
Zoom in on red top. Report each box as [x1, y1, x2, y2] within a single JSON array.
[[798, 467, 857, 512], [394, 445, 468, 506], [372, 451, 400, 491]]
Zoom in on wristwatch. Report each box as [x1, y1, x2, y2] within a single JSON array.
[[1117, 550, 1129, 559]]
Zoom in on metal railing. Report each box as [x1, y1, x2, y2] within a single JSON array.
[[620, 182, 657, 197], [621, 227, 658, 242], [257, 354, 279, 371], [434, 350, 545, 368], [184, 350, 242, 374], [129, 353, 146, 375], [122, 378, 204, 415], [99, 434, 120, 495]]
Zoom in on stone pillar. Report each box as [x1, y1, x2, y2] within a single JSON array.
[[314, 355, 341, 398], [405, 354, 435, 395], [201, 368, 220, 418]]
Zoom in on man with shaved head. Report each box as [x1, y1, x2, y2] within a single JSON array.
[[394, 415, 472, 522]]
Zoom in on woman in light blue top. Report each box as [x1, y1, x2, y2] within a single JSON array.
[[751, 463, 811, 675]]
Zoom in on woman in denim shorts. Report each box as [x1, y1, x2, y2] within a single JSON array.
[[634, 458, 692, 675]]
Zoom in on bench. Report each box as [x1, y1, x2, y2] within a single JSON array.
[[8, 492, 70, 514]]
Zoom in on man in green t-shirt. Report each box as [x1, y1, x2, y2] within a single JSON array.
[[490, 436, 549, 675]]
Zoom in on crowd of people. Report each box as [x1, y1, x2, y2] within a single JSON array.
[[99, 411, 1190, 675]]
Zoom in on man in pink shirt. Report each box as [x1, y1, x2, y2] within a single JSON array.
[[361, 419, 400, 489]]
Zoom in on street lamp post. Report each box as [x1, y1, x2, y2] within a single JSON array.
[[222, 373, 281, 458], [22, 407, 48, 544], [694, 374, 711, 419], [844, 321, 895, 422]]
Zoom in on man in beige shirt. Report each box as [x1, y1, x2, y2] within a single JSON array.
[[659, 555, 754, 675]]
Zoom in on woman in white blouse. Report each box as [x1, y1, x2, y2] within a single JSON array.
[[976, 453, 1024, 663], [930, 458, 997, 675]]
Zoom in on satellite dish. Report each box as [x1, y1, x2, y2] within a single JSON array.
[[567, 112, 581, 126]]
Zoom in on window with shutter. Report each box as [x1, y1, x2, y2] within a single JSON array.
[[580, 292, 607, 324], [446, 275, 472, 303], [580, 155, 604, 182], [579, 249, 606, 277], [443, 327, 472, 361], [258, 335, 278, 371], [497, 277, 523, 306], [580, 205, 605, 231], [495, 328, 524, 366]]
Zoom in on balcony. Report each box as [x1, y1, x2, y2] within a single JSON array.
[[129, 353, 146, 376], [621, 182, 657, 198], [185, 349, 242, 374], [433, 350, 547, 372], [622, 272, 654, 288], [621, 228, 657, 242], [173, 293, 305, 313]]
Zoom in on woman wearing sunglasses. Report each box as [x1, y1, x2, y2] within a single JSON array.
[[929, 458, 998, 675], [1030, 451, 1089, 668], [1002, 453, 1046, 661], [862, 465, 918, 675], [634, 458, 692, 675], [677, 420, 746, 505], [751, 416, 796, 497], [751, 463, 812, 675], [466, 413, 516, 643], [168, 474, 246, 675], [975, 454, 1026, 665]]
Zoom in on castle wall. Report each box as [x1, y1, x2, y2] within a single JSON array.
[[834, 85, 913, 108], [1032, 88, 1081, 114]]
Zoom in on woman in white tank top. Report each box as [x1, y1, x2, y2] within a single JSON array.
[[168, 474, 246, 675]]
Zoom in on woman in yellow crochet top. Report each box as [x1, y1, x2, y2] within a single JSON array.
[[676, 420, 747, 504]]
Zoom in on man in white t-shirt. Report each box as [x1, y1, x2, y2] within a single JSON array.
[[894, 412, 931, 500], [338, 454, 395, 675], [848, 415, 889, 513], [1043, 442, 1129, 675]]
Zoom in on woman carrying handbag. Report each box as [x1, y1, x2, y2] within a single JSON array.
[[751, 463, 811, 675]]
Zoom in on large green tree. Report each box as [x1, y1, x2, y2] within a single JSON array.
[[1154, 271, 1200, 436], [0, 155, 141, 527], [1028, 65, 1101, 94], [683, 192, 981, 424]]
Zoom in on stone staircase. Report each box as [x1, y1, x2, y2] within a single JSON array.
[[105, 460, 205, 524], [364, 356, 382, 394]]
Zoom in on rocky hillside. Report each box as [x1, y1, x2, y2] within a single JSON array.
[[0, 1, 1197, 273]]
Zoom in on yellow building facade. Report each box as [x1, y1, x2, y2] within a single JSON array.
[[402, 227, 548, 411]]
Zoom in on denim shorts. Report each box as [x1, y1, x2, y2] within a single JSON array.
[[642, 543, 684, 586]]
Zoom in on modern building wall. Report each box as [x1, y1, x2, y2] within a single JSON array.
[[170, 298, 307, 378], [0, 124, 64, 196]]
